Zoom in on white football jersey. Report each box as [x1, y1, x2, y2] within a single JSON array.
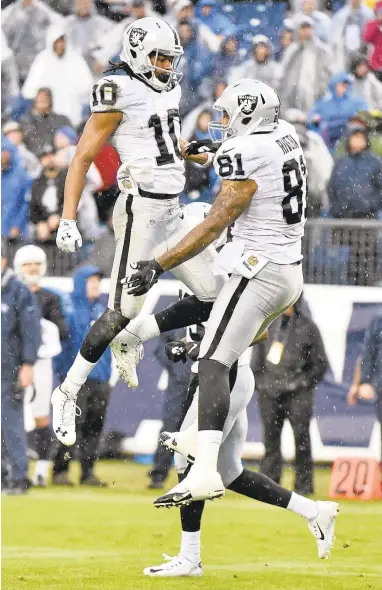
[[91, 75, 185, 195], [213, 119, 307, 264]]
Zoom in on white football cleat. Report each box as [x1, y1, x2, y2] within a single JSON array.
[[154, 467, 225, 508], [159, 424, 197, 464], [51, 386, 80, 446], [143, 554, 203, 577], [110, 330, 143, 387], [308, 501, 339, 559]]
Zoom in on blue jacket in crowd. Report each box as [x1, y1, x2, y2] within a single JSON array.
[[328, 147, 382, 219], [182, 21, 214, 89], [309, 73, 368, 150], [1, 267, 41, 383], [361, 313, 382, 394], [58, 266, 111, 383], [196, 0, 235, 36], [1, 134, 32, 238]]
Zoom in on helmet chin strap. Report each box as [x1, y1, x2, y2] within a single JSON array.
[[244, 117, 264, 136]]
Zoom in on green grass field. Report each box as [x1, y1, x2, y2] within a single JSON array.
[[2, 461, 382, 590]]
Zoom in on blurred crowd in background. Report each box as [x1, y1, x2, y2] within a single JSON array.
[[1, 0, 382, 280]]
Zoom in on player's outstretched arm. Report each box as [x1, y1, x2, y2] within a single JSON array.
[[126, 179, 257, 296], [57, 112, 122, 252], [157, 178, 257, 271]]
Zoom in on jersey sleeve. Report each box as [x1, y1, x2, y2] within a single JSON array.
[[90, 76, 130, 114], [214, 137, 266, 181]]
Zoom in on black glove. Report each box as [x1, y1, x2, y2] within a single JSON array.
[[184, 139, 219, 157], [165, 341, 187, 363], [123, 259, 164, 296]]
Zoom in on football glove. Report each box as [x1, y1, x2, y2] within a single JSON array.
[[56, 219, 82, 253], [184, 139, 220, 157], [123, 259, 164, 296]]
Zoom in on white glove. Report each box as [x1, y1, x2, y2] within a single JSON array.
[[56, 219, 83, 253]]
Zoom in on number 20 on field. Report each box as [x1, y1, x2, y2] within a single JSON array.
[[329, 457, 381, 500]]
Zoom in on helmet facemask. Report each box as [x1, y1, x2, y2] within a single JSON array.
[[208, 104, 264, 143], [146, 48, 183, 91]]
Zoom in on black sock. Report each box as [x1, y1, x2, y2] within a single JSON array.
[[35, 427, 53, 460], [198, 358, 231, 431], [228, 468, 292, 508], [178, 472, 205, 532], [155, 296, 213, 333], [80, 308, 129, 362]]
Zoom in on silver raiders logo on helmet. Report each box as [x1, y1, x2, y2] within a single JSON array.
[[238, 95, 258, 115], [129, 27, 147, 48]]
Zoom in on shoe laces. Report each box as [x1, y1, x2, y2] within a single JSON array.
[[60, 392, 81, 426]]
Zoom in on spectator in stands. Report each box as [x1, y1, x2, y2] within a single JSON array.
[[183, 110, 218, 204], [334, 110, 382, 160], [330, 0, 374, 72], [29, 146, 66, 242], [53, 125, 78, 168], [274, 25, 294, 62], [66, 0, 114, 73], [177, 20, 214, 117], [196, 0, 235, 38], [363, 1, 382, 82], [181, 79, 227, 140], [279, 15, 333, 113], [252, 297, 328, 495], [229, 35, 279, 89], [328, 126, 382, 218], [22, 26, 94, 126], [53, 266, 112, 487], [43, 0, 74, 16], [294, 0, 331, 44], [347, 313, 382, 459], [20, 88, 72, 157], [2, 0, 63, 84], [1, 239, 41, 495], [285, 109, 333, 217], [309, 72, 368, 150], [169, 0, 220, 53], [1, 134, 31, 240], [214, 34, 244, 83], [1, 33, 19, 119], [350, 53, 382, 109], [2, 121, 41, 179]]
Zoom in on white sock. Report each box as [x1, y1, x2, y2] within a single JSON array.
[[193, 430, 223, 472], [34, 460, 51, 480], [287, 492, 318, 520], [179, 530, 201, 564], [126, 314, 160, 343], [65, 353, 95, 394]]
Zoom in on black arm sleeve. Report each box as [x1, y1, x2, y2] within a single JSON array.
[[155, 295, 213, 334]]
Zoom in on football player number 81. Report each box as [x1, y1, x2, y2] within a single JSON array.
[[92, 82, 118, 106]]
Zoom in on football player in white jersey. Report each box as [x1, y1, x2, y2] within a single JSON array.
[[51, 17, 226, 447], [126, 79, 308, 506]]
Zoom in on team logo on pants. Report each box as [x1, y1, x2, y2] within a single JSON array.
[[238, 95, 258, 115], [129, 28, 147, 47]]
